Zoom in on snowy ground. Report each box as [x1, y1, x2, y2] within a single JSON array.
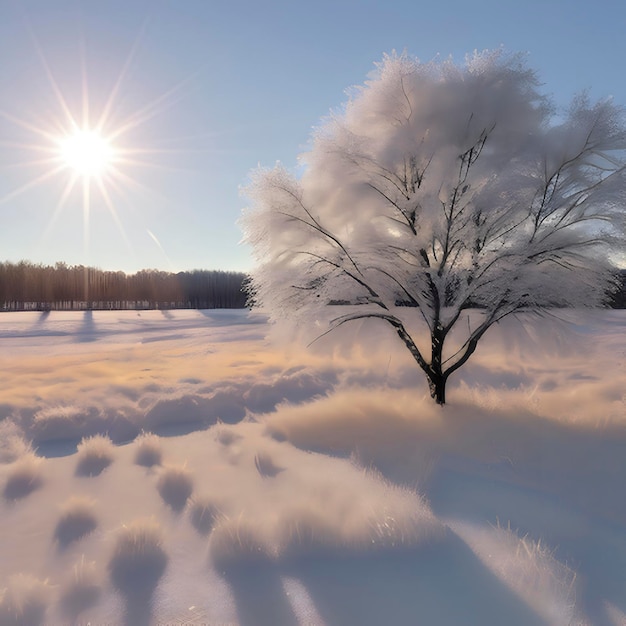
[[0, 308, 624, 625]]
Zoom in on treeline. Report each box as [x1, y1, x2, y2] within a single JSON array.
[[0, 261, 247, 311], [1, 261, 623, 312]]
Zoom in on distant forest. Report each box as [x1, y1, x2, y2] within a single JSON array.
[[0, 261, 247, 310]]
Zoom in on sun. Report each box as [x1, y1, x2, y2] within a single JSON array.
[[58, 128, 116, 178], [0, 23, 195, 273]]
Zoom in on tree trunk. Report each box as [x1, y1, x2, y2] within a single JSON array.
[[429, 322, 447, 404], [428, 374, 446, 405]]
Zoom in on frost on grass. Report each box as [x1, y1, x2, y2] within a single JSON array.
[[54, 497, 98, 547], [282, 472, 443, 559], [0, 422, 34, 464], [453, 522, 580, 625], [134, 432, 163, 467], [0, 574, 52, 626], [208, 516, 277, 567], [189, 495, 222, 535], [207, 450, 444, 567], [108, 519, 168, 597], [75, 434, 115, 477], [59, 557, 101, 621], [32, 405, 87, 442], [156, 464, 194, 512], [3, 453, 43, 500]]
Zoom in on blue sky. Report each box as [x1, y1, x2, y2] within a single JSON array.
[[0, 0, 624, 273]]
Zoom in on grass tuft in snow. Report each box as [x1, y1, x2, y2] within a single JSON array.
[[32, 405, 85, 441], [134, 432, 163, 467], [54, 497, 98, 547], [208, 516, 276, 567], [75, 434, 115, 477], [453, 521, 580, 624], [278, 478, 444, 559], [488, 523, 579, 623], [206, 459, 444, 567], [3, 453, 43, 500], [276, 506, 343, 558], [0, 574, 52, 626], [59, 556, 101, 621], [108, 519, 168, 597], [156, 464, 194, 512], [189, 496, 221, 535], [0, 428, 34, 464]]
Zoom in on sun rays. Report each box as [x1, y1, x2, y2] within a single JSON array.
[[0, 20, 193, 261]]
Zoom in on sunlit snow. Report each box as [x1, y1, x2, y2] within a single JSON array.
[[0, 308, 624, 625]]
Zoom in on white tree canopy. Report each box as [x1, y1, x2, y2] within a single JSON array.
[[241, 50, 626, 403]]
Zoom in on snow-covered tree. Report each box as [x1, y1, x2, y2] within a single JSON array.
[[241, 51, 626, 404]]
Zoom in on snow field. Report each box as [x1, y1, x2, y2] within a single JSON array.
[[0, 308, 624, 624]]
